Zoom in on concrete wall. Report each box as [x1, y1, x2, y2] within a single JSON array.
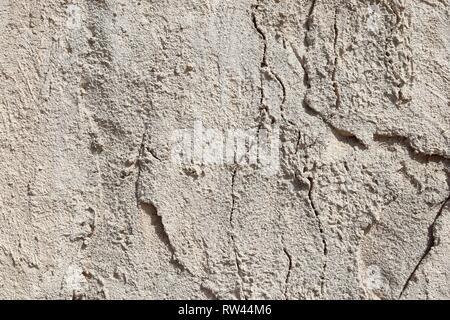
[[0, 0, 449, 299]]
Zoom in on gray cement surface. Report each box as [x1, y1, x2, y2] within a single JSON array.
[[0, 0, 449, 299]]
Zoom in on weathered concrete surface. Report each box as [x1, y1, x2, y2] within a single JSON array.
[[0, 0, 449, 299]]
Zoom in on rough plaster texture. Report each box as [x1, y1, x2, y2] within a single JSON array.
[[0, 0, 449, 300]]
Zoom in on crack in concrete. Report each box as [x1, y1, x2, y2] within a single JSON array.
[[303, 100, 368, 149], [283, 247, 293, 299], [139, 202, 187, 272], [277, 203, 293, 300], [307, 176, 328, 297], [273, 71, 287, 112], [373, 134, 450, 163], [134, 130, 147, 207], [399, 195, 450, 298], [229, 167, 246, 299], [249, 6, 298, 230], [252, 8, 272, 129], [307, 0, 317, 25], [332, 10, 341, 109], [290, 43, 310, 89], [135, 129, 186, 273], [251, 4, 287, 125], [251, 6, 267, 68], [301, 1, 367, 150], [229, 167, 237, 225], [149, 149, 162, 162]]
